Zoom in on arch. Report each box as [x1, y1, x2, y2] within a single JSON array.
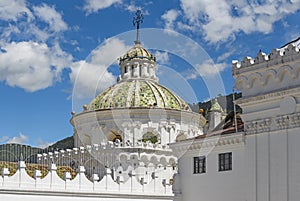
[[234, 75, 248, 91], [142, 131, 159, 144], [159, 157, 168, 166], [107, 130, 123, 142], [175, 132, 187, 142], [262, 69, 277, 85], [119, 153, 130, 162], [168, 157, 177, 165], [293, 64, 300, 78], [150, 155, 159, 164], [277, 65, 293, 81], [129, 153, 139, 161], [247, 72, 262, 88], [140, 154, 150, 164]]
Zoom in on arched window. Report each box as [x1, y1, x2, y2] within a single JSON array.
[[142, 132, 158, 143], [107, 130, 123, 142]]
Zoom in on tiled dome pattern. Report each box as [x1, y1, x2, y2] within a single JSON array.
[[88, 80, 191, 111], [119, 45, 156, 63]]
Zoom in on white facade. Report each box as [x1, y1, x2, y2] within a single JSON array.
[[171, 39, 300, 201]]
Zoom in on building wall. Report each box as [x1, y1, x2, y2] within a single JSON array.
[[246, 127, 300, 201], [173, 125, 300, 201], [179, 146, 246, 201], [0, 193, 171, 201], [171, 133, 246, 201]]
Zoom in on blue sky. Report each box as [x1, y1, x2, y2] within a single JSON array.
[[0, 0, 299, 147]]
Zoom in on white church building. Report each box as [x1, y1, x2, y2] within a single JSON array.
[[1, 10, 300, 201], [171, 38, 300, 201]]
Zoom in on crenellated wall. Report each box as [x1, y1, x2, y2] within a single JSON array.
[[232, 42, 300, 130], [232, 43, 300, 98]]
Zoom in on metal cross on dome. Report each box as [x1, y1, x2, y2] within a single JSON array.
[[133, 9, 143, 44]]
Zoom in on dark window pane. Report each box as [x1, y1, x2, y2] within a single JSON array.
[[193, 156, 206, 174], [219, 152, 232, 171]]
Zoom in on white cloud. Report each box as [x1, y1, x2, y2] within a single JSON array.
[[33, 4, 68, 32], [7, 133, 28, 144], [0, 2, 71, 91], [0, 135, 9, 143], [84, 0, 123, 14], [186, 59, 228, 79], [217, 49, 235, 62], [0, 1, 68, 42], [125, 4, 141, 12], [70, 38, 130, 98], [0, 0, 33, 21], [0, 41, 72, 92], [154, 51, 169, 65], [175, 0, 300, 43], [161, 9, 180, 30], [71, 60, 116, 99]]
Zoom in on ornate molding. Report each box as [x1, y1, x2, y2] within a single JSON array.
[[170, 133, 245, 155], [245, 112, 300, 134], [235, 86, 300, 106]]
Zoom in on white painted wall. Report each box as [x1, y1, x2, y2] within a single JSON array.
[[173, 126, 300, 201], [245, 128, 300, 201], [0, 193, 171, 201], [175, 137, 247, 201]]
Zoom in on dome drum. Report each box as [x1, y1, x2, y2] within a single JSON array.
[[71, 107, 204, 146]]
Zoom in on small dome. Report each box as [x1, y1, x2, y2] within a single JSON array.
[[119, 44, 156, 63], [210, 98, 223, 112], [88, 80, 191, 111]]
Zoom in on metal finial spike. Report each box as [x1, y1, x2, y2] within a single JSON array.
[[133, 9, 143, 45]]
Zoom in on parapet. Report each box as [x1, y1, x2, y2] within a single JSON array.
[[232, 44, 300, 73], [232, 42, 300, 97], [0, 160, 173, 197]]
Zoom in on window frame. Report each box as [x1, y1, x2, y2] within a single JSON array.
[[218, 152, 232, 172], [193, 156, 206, 174]]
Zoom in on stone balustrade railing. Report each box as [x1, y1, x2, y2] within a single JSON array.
[[0, 161, 173, 195]]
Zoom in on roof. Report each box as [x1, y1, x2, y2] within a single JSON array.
[[194, 111, 244, 139], [210, 98, 223, 112], [119, 44, 156, 63], [280, 36, 300, 49], [88, 79, 191, 111]]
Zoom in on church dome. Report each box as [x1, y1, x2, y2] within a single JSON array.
[[119, 44, 156, 63], [87, 79, 191, 111], [86, 10, 191, 113]]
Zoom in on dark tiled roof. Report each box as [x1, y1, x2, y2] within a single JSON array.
[[195, 111, 244, 139]]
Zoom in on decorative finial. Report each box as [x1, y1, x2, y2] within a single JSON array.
[[133, 9, 143, 45]]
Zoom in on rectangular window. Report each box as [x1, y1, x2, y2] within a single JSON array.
[[219, 152, 232, 171], [193, 156, 206, 174]]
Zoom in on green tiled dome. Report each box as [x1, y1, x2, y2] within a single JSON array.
[[88, 80, 191, 111], [119, 45, 156, 63]]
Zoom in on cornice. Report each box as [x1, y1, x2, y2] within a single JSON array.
[[170, 132, 245, 154], [235, 86, 300, 106], [245, 111, 300, 134]]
